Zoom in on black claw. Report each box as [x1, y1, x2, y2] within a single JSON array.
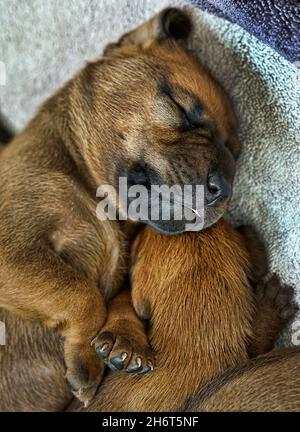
[[94, 332, 115, 358], [95, 343, 110, 358], [110, 355, 126, 371], [128, 365, 143, 373], [104, 361, 119, 372], [127, 358, 143, 373], [140, 365, 151, 374]]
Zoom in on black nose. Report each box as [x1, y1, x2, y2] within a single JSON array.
[[206, 172, 231, 206]]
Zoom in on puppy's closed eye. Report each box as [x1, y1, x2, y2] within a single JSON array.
[[159, 81, 204, 130], [166, 93, 193, 128], [167, 94, 204, 130]]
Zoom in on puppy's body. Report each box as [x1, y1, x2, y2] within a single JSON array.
[[76, 220, 283, 412], [0, 9, 240, 403], [1, 9, 297, 411], [184, 348, 300, 412], [0, 115, 127, 401], [0, 219, 255, 411], [0, 219, 296, 411], [0, 308, 71, 412]]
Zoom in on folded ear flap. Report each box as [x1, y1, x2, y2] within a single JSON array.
[[104, 8, 192, 55], [159, 8, 192, 41]]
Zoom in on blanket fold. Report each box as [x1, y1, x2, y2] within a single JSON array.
[[189, 0, 300, 62]]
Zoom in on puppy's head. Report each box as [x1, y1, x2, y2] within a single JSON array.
[[77, 8, 239, 233]]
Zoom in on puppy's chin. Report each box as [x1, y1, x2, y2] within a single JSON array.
[[139, 205, 228, 235], [202, 205, 227, 229], [143, 219, 190, 235]]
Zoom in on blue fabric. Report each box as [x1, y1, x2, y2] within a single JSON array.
[[189, 0, 300, 62]]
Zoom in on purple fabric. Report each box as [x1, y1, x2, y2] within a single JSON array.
[[189, 0, 300, 62]]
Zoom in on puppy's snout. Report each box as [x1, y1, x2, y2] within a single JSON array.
[[206, 171, 231, 206]]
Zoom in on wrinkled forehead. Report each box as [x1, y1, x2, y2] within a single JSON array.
[[103, 38, 236, 141], [146, 44, 236, 138]]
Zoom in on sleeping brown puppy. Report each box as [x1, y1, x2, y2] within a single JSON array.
[[70, 222, 297, 412], [0, 8, 240, 404]]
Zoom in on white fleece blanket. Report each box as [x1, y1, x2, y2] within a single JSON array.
[[0, 0, 299, 346]]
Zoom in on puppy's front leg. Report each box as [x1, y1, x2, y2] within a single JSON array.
[[93, 289, 154, 373], [0, 248, 106, 405]]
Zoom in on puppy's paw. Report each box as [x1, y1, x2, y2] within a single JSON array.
[[92, 329, 154, 374], [64, 343, 104, 407], [255, 274, 298, 323], [248, 275, 299, 357]]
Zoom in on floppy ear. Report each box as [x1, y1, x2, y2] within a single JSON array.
[[104, 8, 192, 55]]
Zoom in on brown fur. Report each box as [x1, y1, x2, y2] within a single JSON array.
[[0, 8, 240, 404], [71, 220, 296, 412], [0, 221, 296, 411], [184, 348, 300, 412], [1, 9, 297, 412], [0, 308, 71, 411]]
